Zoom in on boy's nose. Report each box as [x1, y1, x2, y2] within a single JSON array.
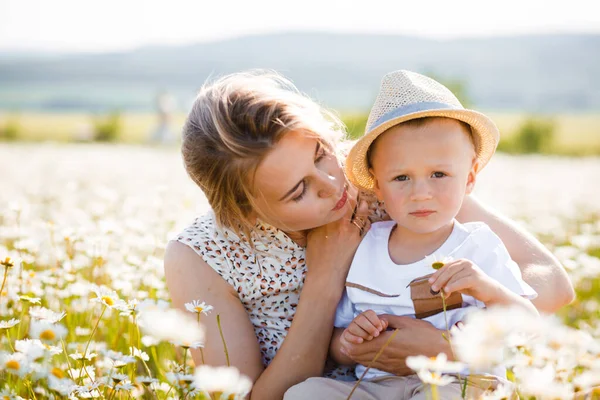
[[410, 180, 433, 201]]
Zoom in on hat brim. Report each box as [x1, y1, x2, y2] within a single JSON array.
[[346, 108, 500, 191]]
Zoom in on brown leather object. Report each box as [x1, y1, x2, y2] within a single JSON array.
[[409, 273, 463, 319]]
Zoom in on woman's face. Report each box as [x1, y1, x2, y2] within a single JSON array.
[[252, 130, 353, 232]]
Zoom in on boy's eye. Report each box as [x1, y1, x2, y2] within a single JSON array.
[[432, 172, 446, 178], [394, 175, 409, 182]]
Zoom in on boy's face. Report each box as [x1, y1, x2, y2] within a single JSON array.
[[369, 118, 478, 234]]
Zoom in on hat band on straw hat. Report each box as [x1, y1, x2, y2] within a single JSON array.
[[369, 101, 462, 134]]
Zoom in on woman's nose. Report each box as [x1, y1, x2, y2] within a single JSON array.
[[317, 172, 338, 198]]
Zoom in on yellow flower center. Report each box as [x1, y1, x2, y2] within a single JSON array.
[[432, 262, 444, 270], [51, 367, 65, 378], [194, 306, 204, 313], [102, 296, 114, 306], [6, 359, 20, 370], [29, 271, 35, 278], [40, 329, 56, 340]]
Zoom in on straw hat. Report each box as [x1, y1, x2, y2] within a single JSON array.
[[346, 70, 500, 191]]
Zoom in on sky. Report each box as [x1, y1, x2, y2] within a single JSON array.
[[2, 0, 600, 53]]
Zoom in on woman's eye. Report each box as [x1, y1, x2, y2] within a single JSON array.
[[292, 182, 308, 202], [394, 175, 409, 182], [432, 171, 446, 178]]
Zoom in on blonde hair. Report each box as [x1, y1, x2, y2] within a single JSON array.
[[182, 70, 346, 241]]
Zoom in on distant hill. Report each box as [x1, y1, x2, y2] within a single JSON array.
[[1, 32, 599, 112]]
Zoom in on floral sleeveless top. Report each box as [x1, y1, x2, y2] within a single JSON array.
[[175, 198, 385, 380]]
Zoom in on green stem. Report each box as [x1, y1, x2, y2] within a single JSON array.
[[0, 266, 9, 302], [216, 314, 230, 366], [151, 346, 163, 379], [79, 305, 106, 382], [430, 384, 439, 400], [5, 329, 15, 352], [197, 313, 205, 364], [346, 329, 399, 400], [60, 339, 75, 380], [26, 380, 38, 400], [182, 348, 188, 373]]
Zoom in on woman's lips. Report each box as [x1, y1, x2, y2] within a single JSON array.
[[410, 210, 436, 217], [332, 188, 348, 211]]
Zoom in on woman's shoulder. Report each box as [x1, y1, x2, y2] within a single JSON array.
[[172, 211, 243, 288]]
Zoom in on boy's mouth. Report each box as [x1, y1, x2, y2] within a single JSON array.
[[409, 210, 436, 217]]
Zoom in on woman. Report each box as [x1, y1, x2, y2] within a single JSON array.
[[164, 71, 574, 400]]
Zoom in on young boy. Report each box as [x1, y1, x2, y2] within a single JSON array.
[[330, 70, 538, 397]]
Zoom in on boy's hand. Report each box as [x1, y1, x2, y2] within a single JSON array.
[[341, 310, 388, 345], [428, 259, 507, 304]]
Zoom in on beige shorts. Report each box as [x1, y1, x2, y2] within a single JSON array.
[[284, 374, 508, 400]]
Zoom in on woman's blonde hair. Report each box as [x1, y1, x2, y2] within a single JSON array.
[[182, 70, 346, 241]]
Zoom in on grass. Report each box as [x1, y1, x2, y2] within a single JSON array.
[[1, 111, 600, 155]]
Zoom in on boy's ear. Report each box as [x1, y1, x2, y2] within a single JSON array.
[[466, 159, 479, 194], [369, 168, 383, 200]]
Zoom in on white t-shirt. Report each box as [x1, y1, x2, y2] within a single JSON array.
[[334, 220, 537, 380]]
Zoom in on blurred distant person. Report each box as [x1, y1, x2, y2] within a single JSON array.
[[149, 90, 176, 144]]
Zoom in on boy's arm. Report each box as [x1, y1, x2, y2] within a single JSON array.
[[330, 328, 357, 366]]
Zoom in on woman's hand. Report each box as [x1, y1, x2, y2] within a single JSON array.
[[305, 192, 371, 284], [339, 315, 451, 376]]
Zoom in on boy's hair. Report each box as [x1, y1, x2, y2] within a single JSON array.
[[366, 117, 474, 169], [181, 70, 346, 241]]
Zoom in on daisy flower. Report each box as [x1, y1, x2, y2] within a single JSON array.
[[185, 300, 214, 316], [15, 339, 57, 360], [0, 351, 31, 378], [109, 372, 129, 384], [29, 320, 68, 342], [424, 254, 454, 270], [0, 318, 20, 329], [29, 306, 66, 323], [406, 353, 466, 374], [113, 381, 135, 391], [193, 365, 252, 398], [47, 375, 77, 397], [0, 386, 26, 400], [138, 308, 205, 345], [1, 257, 15, 269], [19, 295, 41, 304], [414, 369, 456, 386], [166, 371, 195, 389], [136, 376, 158, 386], [91, 286, 126, 309], [129, 346, 149, 361], [69, 351, 98, 362]]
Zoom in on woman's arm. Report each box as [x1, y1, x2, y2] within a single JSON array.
[[164, 203, 369, 399], [456, 195, 575, 313], [339, 315, 451, 375], [164, 242, 264, 376]]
